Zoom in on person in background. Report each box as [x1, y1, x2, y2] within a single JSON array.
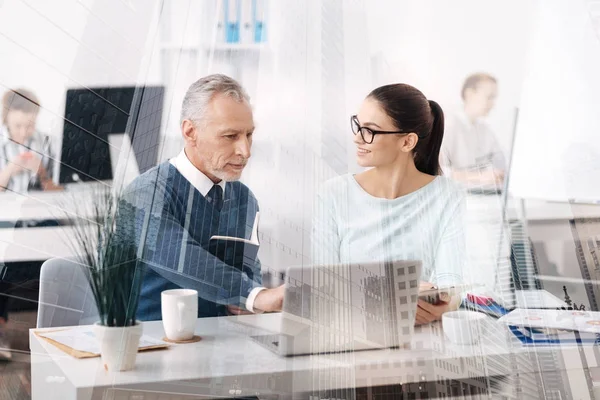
[[0, 89, 60, 360], [117, 74, 284, 320], [441, 73, 506, 188], [0, 88, 60, 193], [312, 83, 467, 326]]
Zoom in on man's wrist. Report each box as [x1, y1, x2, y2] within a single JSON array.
[[246, 287, 267, 313]]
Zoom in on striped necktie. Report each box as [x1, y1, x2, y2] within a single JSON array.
[[206, 184, 224, 212]]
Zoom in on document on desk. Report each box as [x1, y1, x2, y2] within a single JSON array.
[[36, 326, 168, 357], [499, 309, 600, 334], [515, 289, 567, 309]]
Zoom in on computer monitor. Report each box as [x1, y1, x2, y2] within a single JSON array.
[[58, 86, 164, 184], [501, 107, 519, 211]]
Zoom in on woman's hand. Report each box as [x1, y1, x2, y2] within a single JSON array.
[[8, 152, 42, 175], [415, 296, 460, 325], [415, 281, 460, 326]]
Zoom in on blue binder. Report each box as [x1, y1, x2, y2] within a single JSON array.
[[224, 0, 240, 43], [253, 0, 267, 43]]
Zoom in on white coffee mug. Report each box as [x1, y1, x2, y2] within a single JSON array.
[[442, 310, 487, 345], [161, 289, 198, 341]]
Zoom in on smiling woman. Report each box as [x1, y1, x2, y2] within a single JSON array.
[[312, 83, 467, 326]]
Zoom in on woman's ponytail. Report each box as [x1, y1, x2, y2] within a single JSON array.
[[368, 84, 446, 175], [413, 100, 444, 175]]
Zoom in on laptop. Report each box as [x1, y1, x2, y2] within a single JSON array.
[[249, 260, 422, 356]]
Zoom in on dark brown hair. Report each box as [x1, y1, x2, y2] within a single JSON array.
[[2, 88, 41, 122], [368, 83, 444, 175], [461, 72, 497, 100]]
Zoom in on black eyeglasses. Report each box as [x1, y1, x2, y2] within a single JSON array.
[[350, 115, 407, 144]]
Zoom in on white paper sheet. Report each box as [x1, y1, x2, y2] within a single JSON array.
[[515, 290, 567, 309], [499, 309, 600, 334]]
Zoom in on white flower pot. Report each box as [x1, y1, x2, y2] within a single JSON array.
[[93, 322, 142, 372]]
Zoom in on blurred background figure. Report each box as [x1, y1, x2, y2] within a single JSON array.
[[0, 89, 60, 360], [441, 73, 506, 189], [0, 88, 60, 194]]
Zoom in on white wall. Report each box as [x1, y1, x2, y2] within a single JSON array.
[[510, 0, 600, 201], [0, 0, 163, 142], [365, 0, 537, 164]]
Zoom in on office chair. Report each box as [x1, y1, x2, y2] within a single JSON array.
[[36, 257, 98, 328]]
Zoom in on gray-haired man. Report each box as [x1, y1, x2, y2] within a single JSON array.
[[119, 74, 284, 320]]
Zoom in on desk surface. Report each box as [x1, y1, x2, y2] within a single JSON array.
[[2, 188, 599, 264], [0, 226, 75, 262], [0, 190, 97, 223], [2, 190, 600, 223], [29, 313, 596, 399]]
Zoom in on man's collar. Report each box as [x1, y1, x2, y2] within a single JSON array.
[[457, 107, 488, 129], [169, 149, 226, 197], [457, 107, 477, 128]]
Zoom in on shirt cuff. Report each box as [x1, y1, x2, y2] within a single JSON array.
[[246, 287, 267, 313]]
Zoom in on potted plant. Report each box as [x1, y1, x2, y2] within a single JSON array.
[[66, 189, 145, 371]]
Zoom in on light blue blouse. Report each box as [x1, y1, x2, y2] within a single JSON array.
[[312, 174, 467, 286]]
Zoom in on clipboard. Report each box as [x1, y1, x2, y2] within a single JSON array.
[[34, 328, 169, 359]]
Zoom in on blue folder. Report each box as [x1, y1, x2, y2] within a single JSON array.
[[462, 298, 510, 319]]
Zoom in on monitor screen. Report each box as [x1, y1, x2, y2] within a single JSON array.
[[59, 86, 164, 184]]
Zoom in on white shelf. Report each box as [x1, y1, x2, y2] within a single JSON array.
[[160, 42, 269, 52], [160, 43, 201, 51], [207, 43, 269, 51]]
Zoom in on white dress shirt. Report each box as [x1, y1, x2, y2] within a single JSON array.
[[440, 109, 506, 174], [169, 149, 265, 313]]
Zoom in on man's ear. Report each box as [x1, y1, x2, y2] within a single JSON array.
[[400, 133, 419, 153], [463, 87, 475, 102], [181, 120, 197, 145]]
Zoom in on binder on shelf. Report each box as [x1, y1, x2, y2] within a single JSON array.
[[215, 0, 226, 44], [224, 0, 240, 43], [240, 0, 254, 44], [253, 0, 267, 43]]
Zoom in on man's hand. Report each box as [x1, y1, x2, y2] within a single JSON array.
[[226, 305, 253, 315], [452, 169, 504, 188], [252, 284, 285, 313], [489, 169, 504, 186]]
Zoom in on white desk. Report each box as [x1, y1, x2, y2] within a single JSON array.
[[0, 226, 76, 263], [0, 190, 98, 223], [0, 191, 99, 262], [29, 314, 600, 399], [1, 190, 599, 225], [2, 189, 600, 264]]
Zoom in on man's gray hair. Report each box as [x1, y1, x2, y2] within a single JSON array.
[[180, 74, 250, 124]]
